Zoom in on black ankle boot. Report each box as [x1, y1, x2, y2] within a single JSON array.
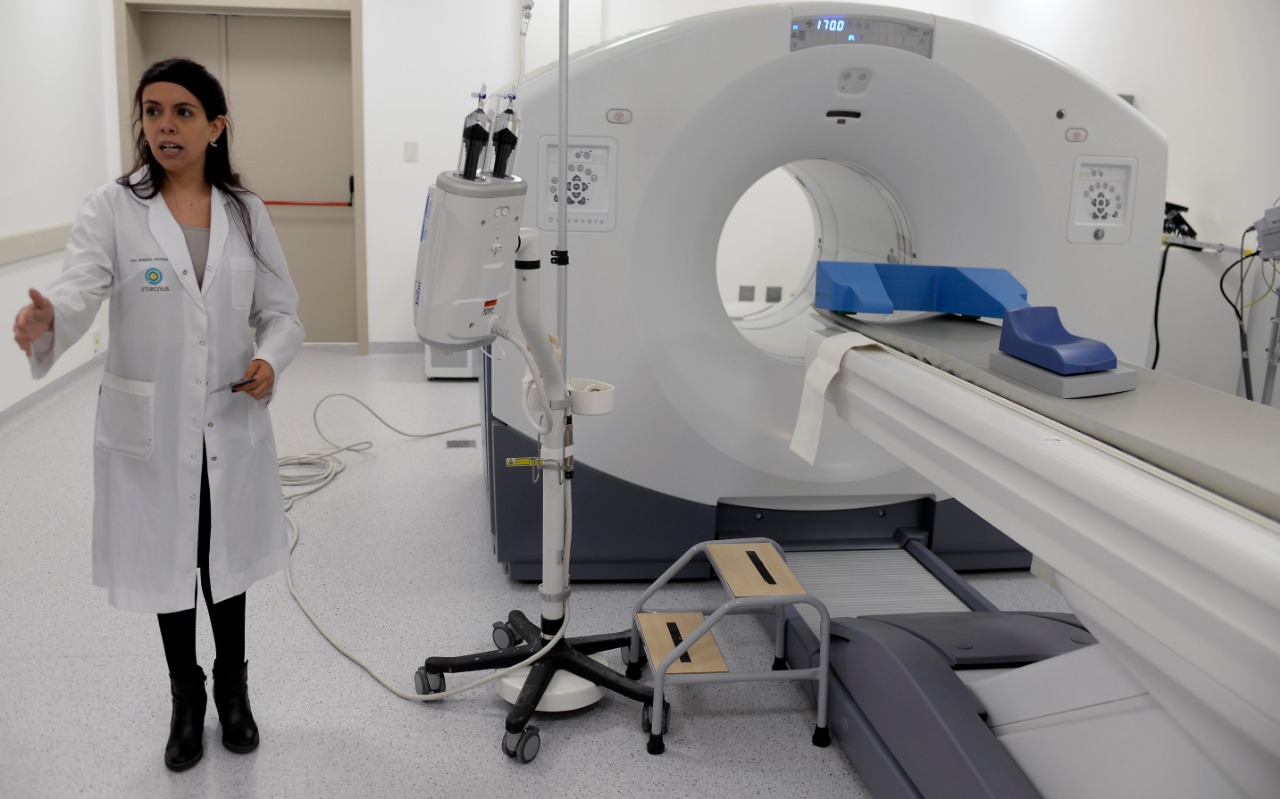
[[164, 668, 206, 771], [213, 660, 259, 753]]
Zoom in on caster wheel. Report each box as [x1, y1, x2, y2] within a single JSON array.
[[492, 621, 518, 650], [503, 726, 540, 763], [414, 666, 445, 696], [640, 701, 670, 734]]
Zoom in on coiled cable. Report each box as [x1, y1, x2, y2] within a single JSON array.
[[279, 387, 567, 702]]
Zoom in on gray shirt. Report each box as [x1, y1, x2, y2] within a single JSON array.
[[179, 224, 211, 288]]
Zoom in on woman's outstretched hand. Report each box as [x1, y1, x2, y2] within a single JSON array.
[[13, 289, 55, 356]]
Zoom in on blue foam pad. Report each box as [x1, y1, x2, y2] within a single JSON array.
[[816, 261, 1030, 318], [999, 306, 1117, 375], [815, 262, 895, 314]]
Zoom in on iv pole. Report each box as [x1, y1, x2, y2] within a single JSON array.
[[414, 0, 656, 765]]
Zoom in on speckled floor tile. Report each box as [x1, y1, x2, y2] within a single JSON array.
[[2, 349, 879, 798]]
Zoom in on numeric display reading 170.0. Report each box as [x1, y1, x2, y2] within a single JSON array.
[[791, 15, 934, 56]]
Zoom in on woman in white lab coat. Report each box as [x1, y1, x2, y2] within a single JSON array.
[[11, 58, 304, 772]]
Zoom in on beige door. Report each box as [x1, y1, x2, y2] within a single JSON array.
[[139, 11, 357, 343]]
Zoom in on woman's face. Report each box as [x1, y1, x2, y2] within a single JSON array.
[[141, 81, 224, 180]]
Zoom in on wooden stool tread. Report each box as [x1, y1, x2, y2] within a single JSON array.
[[636, 611, 728, 674], [705, 542, 806, 598]]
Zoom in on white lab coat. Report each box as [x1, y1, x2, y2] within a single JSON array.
[[30, 170, 304, 613]]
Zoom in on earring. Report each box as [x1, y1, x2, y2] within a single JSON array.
[[209, 139, 219, 148]]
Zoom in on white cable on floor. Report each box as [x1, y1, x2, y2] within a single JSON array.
[[279, 392, 569, 702]]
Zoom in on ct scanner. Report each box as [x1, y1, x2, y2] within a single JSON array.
[[486, 3, 1165, 580], [472, 4, 1280, 796]]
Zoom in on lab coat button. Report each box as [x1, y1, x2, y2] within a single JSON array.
[[199, 341, 206, 346], [207, 422, 214, 428], [211, 456, 217, 462]]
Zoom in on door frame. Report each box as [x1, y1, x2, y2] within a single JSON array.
[[113, 0, 369, 353]]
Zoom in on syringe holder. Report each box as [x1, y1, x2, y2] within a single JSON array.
[[504, 456, 565, 485]]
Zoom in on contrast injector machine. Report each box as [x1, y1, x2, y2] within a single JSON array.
[[413, 87, 527, 351]]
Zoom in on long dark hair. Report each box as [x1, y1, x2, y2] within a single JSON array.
[[119, 58, 265, 266]]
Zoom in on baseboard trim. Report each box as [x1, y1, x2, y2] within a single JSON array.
[[0, 352, 105, 428], [301, 342, 423, 355], [369, 341, 424, 354], [2, 342, 428, 426], [0, 223, 72, 268]]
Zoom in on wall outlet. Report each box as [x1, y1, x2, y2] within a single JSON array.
[[91, 327, 102, 355]]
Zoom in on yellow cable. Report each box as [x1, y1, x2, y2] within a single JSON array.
[[1241, 259, 1278, 311]]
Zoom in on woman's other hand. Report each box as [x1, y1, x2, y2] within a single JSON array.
[[13, 289, 55, 356], [234, 359, 275, 400]]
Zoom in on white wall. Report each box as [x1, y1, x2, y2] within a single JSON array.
[[0, 2, 114, 233], [523, 0, 603, 74], [361, 0, 522, 344], [0, 0, 115, 415], [360, 0, 612, 346], [600, 0, 980, 35]]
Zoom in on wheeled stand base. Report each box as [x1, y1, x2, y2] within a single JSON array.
[[416, 609, 653, 763]]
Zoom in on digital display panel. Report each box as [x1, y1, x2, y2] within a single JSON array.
[[791, 15, 933, 57]]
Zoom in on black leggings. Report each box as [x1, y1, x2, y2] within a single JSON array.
[[157, 450, 246, 678]]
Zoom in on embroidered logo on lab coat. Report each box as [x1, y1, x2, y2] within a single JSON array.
[[141, 267, 169, 293]]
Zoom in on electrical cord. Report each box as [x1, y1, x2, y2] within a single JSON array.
[[1218, 254, 1253, 322], [1241, 258, 1279, 310], [491, 322, 554, 435], [279, 388, 570, 703], [1219, 234, 1259, 400], [1151, 241, 1203, 370], [1238, 232, 1253, 314]]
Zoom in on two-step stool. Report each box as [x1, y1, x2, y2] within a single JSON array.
[[624, 538, 832, 754]]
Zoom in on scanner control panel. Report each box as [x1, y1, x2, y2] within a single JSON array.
[[538, 136, 618, 233]]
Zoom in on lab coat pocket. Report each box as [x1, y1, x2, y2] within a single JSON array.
[[248, 398, 273, 448], [95, 372, 155, 459], [231, 257, 256, 310]]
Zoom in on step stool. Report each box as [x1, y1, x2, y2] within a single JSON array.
[[626, 538, 832, 755]]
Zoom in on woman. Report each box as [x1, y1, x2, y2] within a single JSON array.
[[11, 59, 304, 771]]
